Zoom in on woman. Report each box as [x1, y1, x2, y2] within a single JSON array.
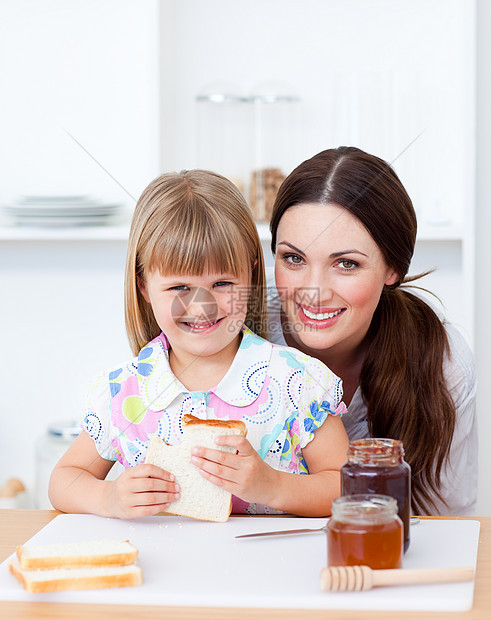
[[267, 146, 477, 516]]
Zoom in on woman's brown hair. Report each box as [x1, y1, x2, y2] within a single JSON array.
[[125, 169, 267, 355], [270, 146, 455, 515]]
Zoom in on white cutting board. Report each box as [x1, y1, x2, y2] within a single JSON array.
[[0, 514, 480, 611]]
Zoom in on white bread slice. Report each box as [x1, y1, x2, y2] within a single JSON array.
[[16, 539, 138, 570], [9, 559, 142, 593], [145, 414, 247, 522]]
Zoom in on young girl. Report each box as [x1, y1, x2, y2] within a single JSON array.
[[49, 170, 348, 519]]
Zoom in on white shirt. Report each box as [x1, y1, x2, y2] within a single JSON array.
[[266, 272, 478, 516]]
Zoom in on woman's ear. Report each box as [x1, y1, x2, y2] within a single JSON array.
[[137, 276, 150, 303], [385, 269, 399, 287]]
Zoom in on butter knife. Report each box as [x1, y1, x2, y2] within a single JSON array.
[[236, 525, 327, 538], [236, 516, 420, 539]]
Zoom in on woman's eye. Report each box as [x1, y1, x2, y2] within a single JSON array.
[[338, 259, 359, 271], [284, 253, 304, 265]]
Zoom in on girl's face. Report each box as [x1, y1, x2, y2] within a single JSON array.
[[274, 203, 398, 358], [139, 267, 250, 365]]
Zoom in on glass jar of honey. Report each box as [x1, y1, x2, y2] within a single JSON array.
[[341, 438, 411, 552], [327, 494, 403, 569]]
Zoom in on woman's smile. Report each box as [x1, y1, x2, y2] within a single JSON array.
[[298, 304, 345, 325]]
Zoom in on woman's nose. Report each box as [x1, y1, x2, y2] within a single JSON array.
[[297, 270, 334, 307]]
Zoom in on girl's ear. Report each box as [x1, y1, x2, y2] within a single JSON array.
[[137, 276, 150, 303]]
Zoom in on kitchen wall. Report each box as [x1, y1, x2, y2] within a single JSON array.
[[0, 0, 160, 504], [475, 0, 491, 518], [0, 0, 488, 514], [160, 0, 475, 342]]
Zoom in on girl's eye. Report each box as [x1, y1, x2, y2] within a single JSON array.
[[213, 281, 233, 288], [169, 285, 189, 292], [338, 259, 359, 271], [283, 253, 304, 266]]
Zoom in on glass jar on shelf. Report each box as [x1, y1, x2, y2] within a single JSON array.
[[249, 81, 300, 222], [195, 80, 301, 223], [196, 81, 252, 197]]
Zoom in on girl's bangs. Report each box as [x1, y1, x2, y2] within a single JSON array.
[[147, 218, 250, 278]]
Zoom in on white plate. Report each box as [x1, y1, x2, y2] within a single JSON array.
[[6, 215, 119, 227]]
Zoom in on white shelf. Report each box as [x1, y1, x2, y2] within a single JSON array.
[[0, 223, 131, 241], [0, 221, 465, 243]]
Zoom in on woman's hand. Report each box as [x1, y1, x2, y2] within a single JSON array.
[[102, 464, 180, 520], [191, 436, 279, 506]]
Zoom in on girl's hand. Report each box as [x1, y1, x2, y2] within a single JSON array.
[[103, 464, 180, 520], [191, 436, 279, 506]]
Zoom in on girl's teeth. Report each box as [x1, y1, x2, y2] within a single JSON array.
[[187, 320, 218, 329], [302, 307, 342, 321]]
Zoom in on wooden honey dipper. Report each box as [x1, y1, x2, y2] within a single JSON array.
[[320, 565, 474, 592]]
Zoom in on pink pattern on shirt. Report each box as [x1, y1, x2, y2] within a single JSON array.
[[208, 375, 271, 420], [111, 375, 161, 442]]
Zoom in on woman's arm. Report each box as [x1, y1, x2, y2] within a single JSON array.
[[191, 414, 349, 517], [431, 325, 478, 515], [49, 430, 181, 519]]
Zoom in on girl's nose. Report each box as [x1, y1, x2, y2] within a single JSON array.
[[186, 287, 218, 319], [170, 287, 218, 321]]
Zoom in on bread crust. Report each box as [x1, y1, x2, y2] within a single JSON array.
[[182, 414, 247, 435], [9, 561, 142, 593], [16, 540, 138, 570], [16, 550, 138, 570]]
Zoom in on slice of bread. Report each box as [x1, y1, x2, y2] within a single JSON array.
[[9, 559, 142, 593], [145, 414, 247, 522], [16, 539, 138, 570]]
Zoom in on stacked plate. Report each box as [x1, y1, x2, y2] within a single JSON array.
[[2, 196, 123, 227]]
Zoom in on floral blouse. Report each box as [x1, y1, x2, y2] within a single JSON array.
[[82, 327, 346, 514]]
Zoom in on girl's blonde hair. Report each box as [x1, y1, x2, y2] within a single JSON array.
[[125, 169, 267, 355]]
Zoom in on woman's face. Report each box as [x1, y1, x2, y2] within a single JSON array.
[[274, 203, 398, 358]]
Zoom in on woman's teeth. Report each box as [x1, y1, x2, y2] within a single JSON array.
[[302, 307, 342, 321]]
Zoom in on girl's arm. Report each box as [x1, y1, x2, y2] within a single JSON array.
[[48, 430, 180, 519], [191, 414, 349, 517]]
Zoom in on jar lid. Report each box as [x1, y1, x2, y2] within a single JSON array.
[[47, 421, 81, 440], [347, 437, 404, 464], [332, 494, 398, 523]]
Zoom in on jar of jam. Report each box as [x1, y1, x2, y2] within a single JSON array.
[[327, 494, 403, 569], [341, 438, 411, 552]]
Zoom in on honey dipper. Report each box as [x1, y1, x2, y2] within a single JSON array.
[[320, 565, 474, 592]]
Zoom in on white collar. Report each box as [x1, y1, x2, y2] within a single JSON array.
[[137, 327, 274, 411]]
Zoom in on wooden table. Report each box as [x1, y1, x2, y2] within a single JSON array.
[[0, 510, 490, 619]]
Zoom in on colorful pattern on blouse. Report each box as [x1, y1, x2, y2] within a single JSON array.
[[82, 327, 346, 514]]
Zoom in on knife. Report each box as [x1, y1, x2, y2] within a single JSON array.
[[236, 525, 327, 538], [235, 516, 420, 539]]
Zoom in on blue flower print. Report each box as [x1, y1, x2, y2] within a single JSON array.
[[137, 346, 154, 377], [304, 400, 333, 433], [109, 368, 123, 397]]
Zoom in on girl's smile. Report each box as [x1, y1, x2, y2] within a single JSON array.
[[181, 317, 224, 332]]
